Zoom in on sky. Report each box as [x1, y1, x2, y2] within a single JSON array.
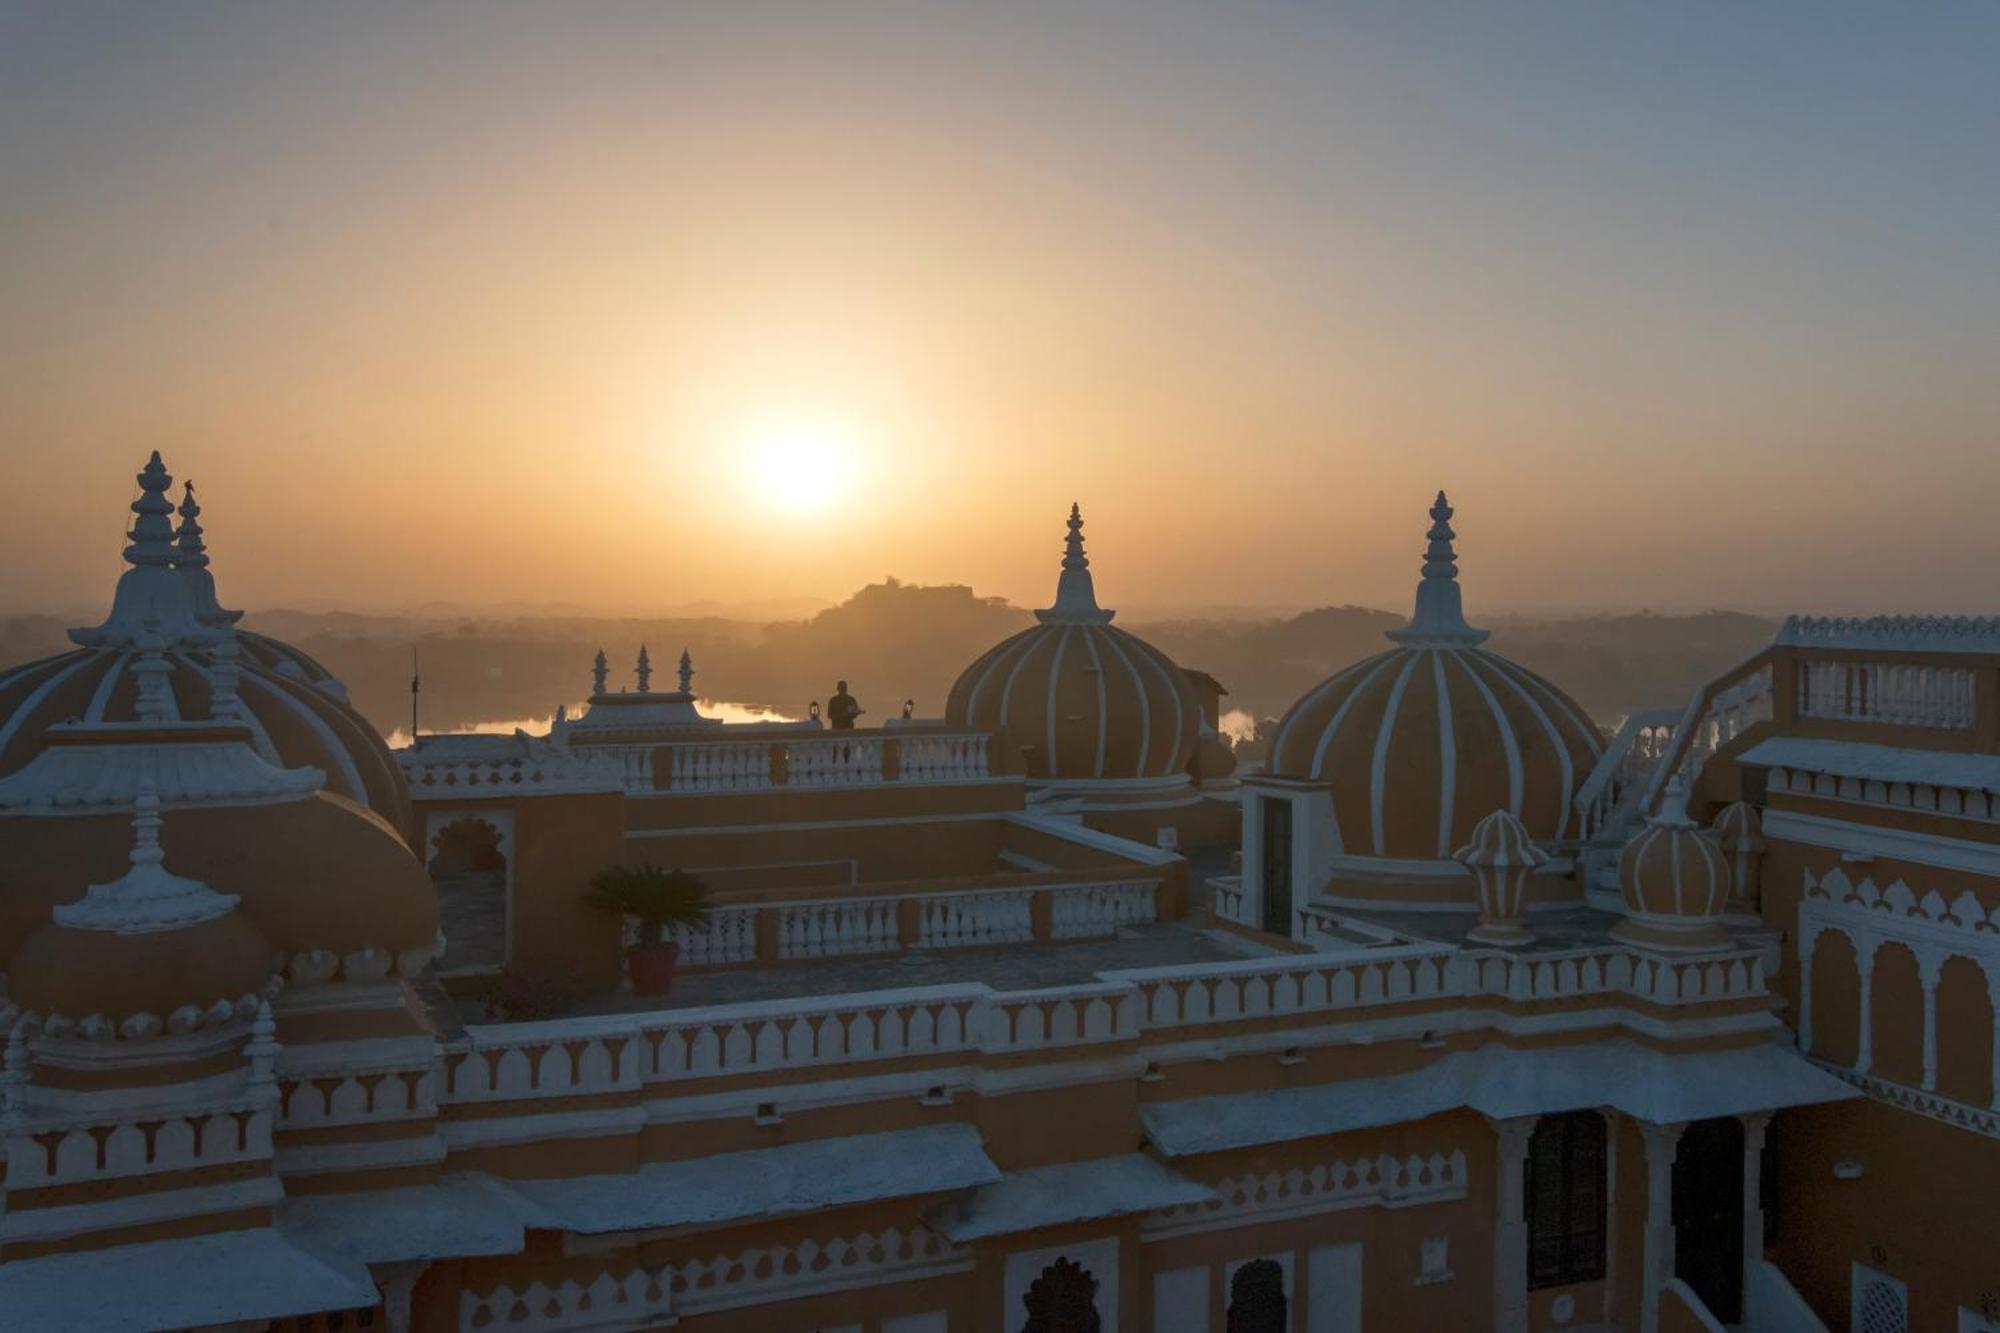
[[4, 2, 1998, 619]]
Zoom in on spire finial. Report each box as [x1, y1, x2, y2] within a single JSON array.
[[124, 452, 177, 570], [1036, 502, 1114, 624], [677, 648, 694, 695], [72, 454, 219, 650], [636, 644, 652, 694], [591, 649, 608, 695], [172, 480, 243, 626], [1385, 490, 1488, 647]]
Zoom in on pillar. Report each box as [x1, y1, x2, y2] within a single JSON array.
[[1918, 950, 1943, 1091], [1489, 1115, 1538, 1333], [1855, 940, 1878, 1075], [1637, 1120, 1685, 1333], [1599, 1110, 1621, 1330], [1986, 969, 2000, 1112], [1796, 924, 1819, 1056], [376, 1261, 425, 1333], [1739, 1111, 1772, 1308]]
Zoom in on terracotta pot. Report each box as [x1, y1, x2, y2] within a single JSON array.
[[627, 940, 681, 996]]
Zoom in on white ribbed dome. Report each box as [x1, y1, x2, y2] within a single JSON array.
[[1266, 494, 1602, 859], [947, 506, 1195, 781]]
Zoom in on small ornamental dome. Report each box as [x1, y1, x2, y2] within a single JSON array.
[[947, 505, 1197, 782], [1611, 778, 1730, 952], [1266, 493, 1602, 859], [1709, 799, 1767, 912], [1453, 808, 1549, 945], [0, 457, 409, 829], [8, 795, 274, 1037]]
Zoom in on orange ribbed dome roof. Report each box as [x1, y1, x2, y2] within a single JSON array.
[[947, 505, 1196, 782], [0, 456, 409, 831], [1612, 780, 1730, 951], [1265, 494, 1602, 859]]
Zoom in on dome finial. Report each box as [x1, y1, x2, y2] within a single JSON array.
[[1385, 490, 1488, 647], [678, 648, 694, 695], [591, 648, 608, 696], [172, 480, 244, 626], [71, 454, 219, 650], [51, 787, 240, 934], [1036, 502, 1115, 624], [636, 644, 652, 694]]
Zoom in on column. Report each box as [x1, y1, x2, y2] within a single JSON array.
[[1637, 1120, 1685, 1333], [1918, 950, 1944, 1091], [1796, 924, 1819, 1055], [1489, 1115, 1538, 1333], [1987, 971, 2000, 1111], [375, 1261, 426, 1333], [1855, 940, 1878, 1075], [1739, 1111, 1772, 1309]]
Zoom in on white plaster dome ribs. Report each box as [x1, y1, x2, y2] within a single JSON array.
[[0, 455, 410, 830], [1265, 493, 1603, 859], [946, 504, 1199, 782]]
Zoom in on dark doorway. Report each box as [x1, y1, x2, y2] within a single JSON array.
[[1672, 1116, 1745, 1322], [1020, 1256, 1102, 1333], [1260, 797, 1293, 934], [1227, 1258, 1287, 1333], [428, 817, 508, 971]]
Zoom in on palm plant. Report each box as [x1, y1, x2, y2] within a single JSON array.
[[583, 864, 712, 946]]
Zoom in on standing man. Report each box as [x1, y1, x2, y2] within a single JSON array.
[[826, 680, 864, 730]]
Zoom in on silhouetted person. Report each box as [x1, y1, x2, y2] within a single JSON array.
[[826, 680, 863, 730]]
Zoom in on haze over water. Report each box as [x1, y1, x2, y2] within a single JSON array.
[[5, 3, 1997, 617]]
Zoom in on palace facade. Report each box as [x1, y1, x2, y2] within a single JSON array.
[[0, 456, 1993, 1333]]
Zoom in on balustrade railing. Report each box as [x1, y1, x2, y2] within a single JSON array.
[[1208, 875, 1249, 926], [785, 736, 887, 788], [666, 740, 774, 792], [895, 732, 992, 782], [1101, 944, 1458, 1029], [777, 897, 900, 959], [914, 887, 1036, 949], [1048, 880, 1156, 939], [1796, 658, 1975, 730]]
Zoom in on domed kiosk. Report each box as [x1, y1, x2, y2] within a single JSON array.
[[0, 454, 438, 1007], [1238, 493, 1603, 934], [947, 505, 1237, 847]]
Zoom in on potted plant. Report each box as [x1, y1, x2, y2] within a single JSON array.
[[584, 864, 712, 996]]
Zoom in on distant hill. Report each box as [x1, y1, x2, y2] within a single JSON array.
[[0, 588, 1781, 745]]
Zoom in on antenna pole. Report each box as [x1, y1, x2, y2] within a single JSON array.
[[410, 646, 421, 746]]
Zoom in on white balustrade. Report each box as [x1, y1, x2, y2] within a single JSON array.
[[1102, 945, 1459, 1028], [640, 985, 986, 1079], [1209, 875, 1248, 925], [785, 737, 886, 787], [666, 740, 774, 792], [1048, 879, 1157, 939], [777, 897, 901, 959], [444, 1019, 643, 1102], [3, 1099, 274, 1188], [667, 906, 759, 968], [915, 888, 1034, 949], [975, 982, 1139, 1051], [1796, 659, 1975, 730], [895, 733, 992, 783]]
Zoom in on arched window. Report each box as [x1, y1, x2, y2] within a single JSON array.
[[1527, 1110, 1607, 1289], [1226, 1258, 1288, 1333], [1020, 1256, 1101, 1333]]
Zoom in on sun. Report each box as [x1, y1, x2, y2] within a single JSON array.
[[743, 416, 859, 515]]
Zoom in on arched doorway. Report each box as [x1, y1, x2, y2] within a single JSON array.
[[1020, 1256, 1102, 1333], [1672, 1116, 1745, 1323], [1226, 1258, 1288, 1333], [428, 814, 510, 972]]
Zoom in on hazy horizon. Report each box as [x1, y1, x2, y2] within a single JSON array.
[[7, 3, 1999, 617]]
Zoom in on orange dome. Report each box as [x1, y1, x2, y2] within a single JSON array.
[[1612, 781, 1730, 952], [1266, 495, 1601, 859], [947, 505, 1196, 782], [8, 797, 275, 1035]]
